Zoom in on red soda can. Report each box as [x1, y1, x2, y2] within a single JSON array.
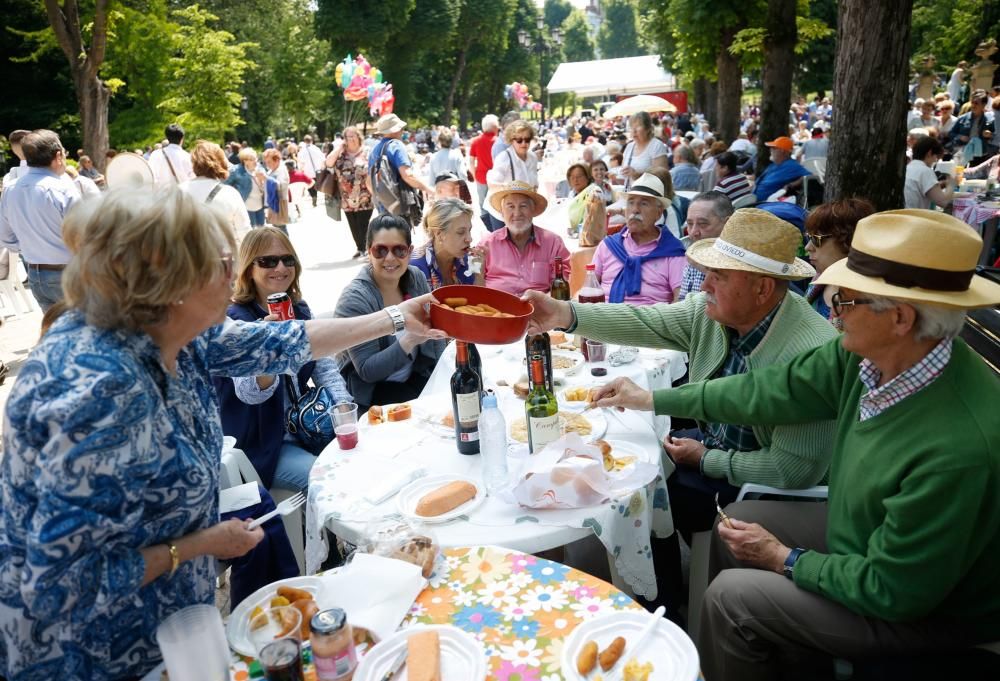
[[266, 292, 295, 320]]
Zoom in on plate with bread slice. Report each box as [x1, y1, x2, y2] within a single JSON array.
[[353, 624, 487, 681], [397, 474, 485, 524], [364, 402, 414, 427]]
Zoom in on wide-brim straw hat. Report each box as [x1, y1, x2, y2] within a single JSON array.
[[375, 114, 407, 135], [488, 180, 548, 217], [815, 209, 1000, 309], [623, 173, 671, 208], [687, 208, 815, 280]]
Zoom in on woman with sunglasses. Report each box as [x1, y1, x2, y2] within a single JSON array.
[[804, 198, 875, 320], [217, 227, 352, 493], [412, 198, 485, 289], [484, 120, 540, 228], [335, 215, 446, 413]]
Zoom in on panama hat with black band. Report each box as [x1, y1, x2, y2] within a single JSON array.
[[686, 207, 815, 280], [815, 209, 1000, 309], [623, 173, 672, 208]]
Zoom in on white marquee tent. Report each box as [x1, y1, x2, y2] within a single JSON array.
[[545, 55, 677, 98]]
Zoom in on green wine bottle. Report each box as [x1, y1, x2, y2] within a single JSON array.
[[525, 354, 560, 454]]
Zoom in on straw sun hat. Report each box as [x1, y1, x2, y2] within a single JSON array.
[[815, 209, 1000, 309], [375, 114, 407, 135], [488, 180, 548, 216], [686, 208, 815, 280]]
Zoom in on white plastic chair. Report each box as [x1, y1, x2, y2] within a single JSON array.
[[687, 483, 829, 645], [0, 249, 36, 319], [698, 168, 717, 193], [220, 445, 306, 575], [732, 193, 757, 209]]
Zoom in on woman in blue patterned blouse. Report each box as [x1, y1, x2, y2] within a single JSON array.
[[410, 198, 484, 289], [0, 188, 441, 680]]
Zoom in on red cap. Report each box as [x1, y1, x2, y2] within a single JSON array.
[[765, 136, 794, 152]]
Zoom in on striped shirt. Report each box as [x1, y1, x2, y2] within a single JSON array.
[[858, 338, 952, 421], [713, 173, 752, 202]]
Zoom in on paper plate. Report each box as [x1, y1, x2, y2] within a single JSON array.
[[397, 474, 485, 524], [226, 576, 325, 657], [600, 438, 656, 474], [411, 400, 457, 439], [560, 611, 700, 681], [353, 624, 487, 681]]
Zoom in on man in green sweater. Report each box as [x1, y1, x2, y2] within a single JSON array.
[[585, 209, 1000, 679], [526, 208, 837, 608]]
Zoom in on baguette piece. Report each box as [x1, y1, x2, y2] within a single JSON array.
[[407, 630, 441, 681], [368, 405, 384, 425], [387, 403, 412, 421], [415, 481, 477, 517]]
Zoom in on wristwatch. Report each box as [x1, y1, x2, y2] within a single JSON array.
[[783, 547, 806, 580], [385, 305, 406, 333]]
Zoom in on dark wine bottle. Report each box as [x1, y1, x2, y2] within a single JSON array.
[[450, 341, 482, 454], [468, 342, 484, 397], [550, 256, 570, 301], [524, 333, 554, 393], [525, 354, 560, 454]]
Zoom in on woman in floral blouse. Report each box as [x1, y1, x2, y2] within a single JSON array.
[[0, 188, 440, 680], [326, 125, 374, 259]]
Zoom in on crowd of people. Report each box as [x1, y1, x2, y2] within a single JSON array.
[[0, 81, 998, 680]]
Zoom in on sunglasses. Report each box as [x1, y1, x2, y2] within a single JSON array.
[[370, 244, 411, 259], [512, 137, 532, 144], [830, 291, 874, 316], [807, 233, 833, 248], [254, 255, 297, 268]]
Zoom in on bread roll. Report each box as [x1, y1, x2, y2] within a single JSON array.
[[388, 404, 412, 421], [549, 331, 567, 344], [415, 481, 477, 517], [368, 405, 384, 425], [513, 381, 530, 399], [407, 630, 441, 681], [441, 412, 455, 428]]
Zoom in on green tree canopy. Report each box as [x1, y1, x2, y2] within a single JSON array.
[[597, 0, 646, 59], [562, 9, 596, 63], [544, 0, 573, 29]]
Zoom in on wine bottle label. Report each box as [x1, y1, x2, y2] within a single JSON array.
[[528, 414, 561, 451], [456, 391, 481, 423], [459, 431, 480, 442]]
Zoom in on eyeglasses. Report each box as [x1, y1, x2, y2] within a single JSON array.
[[254, 255, 297, 268], [220, 254, 234, 279], [831, 291, 875, 316], [512, 137, 531, 144], [370, 244, 411, 259], [807, 233, 833, 248]]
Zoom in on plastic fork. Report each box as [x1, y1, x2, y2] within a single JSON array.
[[247, 492, 306, 530]]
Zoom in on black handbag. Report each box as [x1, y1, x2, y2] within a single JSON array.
[[284, 378, 336, 454]]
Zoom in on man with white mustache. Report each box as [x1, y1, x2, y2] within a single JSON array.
[[523, 208, 837, 611]]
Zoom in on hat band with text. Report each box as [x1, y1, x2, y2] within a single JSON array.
[[847, 249, 975, 292], [712, 239, 794, 276]]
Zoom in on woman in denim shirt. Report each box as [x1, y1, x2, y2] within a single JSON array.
[[0, 189, 440, 680]]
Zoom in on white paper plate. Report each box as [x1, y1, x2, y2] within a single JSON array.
[[353, 624, 487, 681], [226, 576, 325, 657], [411, 400, 457, 439], [601, 438, 656, 474], [397, 474, 485, 524], [551, 351, 585, 378], [560, 611, 699, 681]]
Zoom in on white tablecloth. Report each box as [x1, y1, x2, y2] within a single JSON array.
[[306, 338, 687, 598]]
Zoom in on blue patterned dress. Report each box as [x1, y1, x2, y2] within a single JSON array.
[[0, 311, 313, 680]]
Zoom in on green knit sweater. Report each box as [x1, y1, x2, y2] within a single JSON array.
[[656, 337, 1000, 636], [573, 291, 838, 488]]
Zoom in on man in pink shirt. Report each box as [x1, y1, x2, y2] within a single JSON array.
[[480, 181, 571, 295], [591, 173, 687, 304]]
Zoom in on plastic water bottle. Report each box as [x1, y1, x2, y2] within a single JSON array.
[[479, 392, 509, 495]]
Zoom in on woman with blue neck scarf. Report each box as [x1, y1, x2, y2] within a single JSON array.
[[591, 173, 687, 305]]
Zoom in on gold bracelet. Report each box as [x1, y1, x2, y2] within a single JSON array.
[[167, 543, 180, 578]]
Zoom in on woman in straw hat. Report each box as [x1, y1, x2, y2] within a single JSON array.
[[598, 209, 1000, 680]]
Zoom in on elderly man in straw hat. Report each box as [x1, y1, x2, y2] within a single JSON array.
[[524, 207, 837, 606], [609, 210, 1000, 678], [368, 113, 434, 225], [479, 180, 571, 295]]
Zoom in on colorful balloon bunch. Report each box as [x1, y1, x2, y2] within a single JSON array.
[[504, 82, 543, 112], [335, 54, 395, 115]]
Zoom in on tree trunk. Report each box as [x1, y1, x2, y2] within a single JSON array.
[[705, 79, 719, 132], [77, 73, 110, 170], [443, 37, 474, 126], [693, 78, 708, 118], [825, 0, 913, 209], [44, 0, 111, 171], [755, 0, 798, 176], [716, 29, 743, 144]]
